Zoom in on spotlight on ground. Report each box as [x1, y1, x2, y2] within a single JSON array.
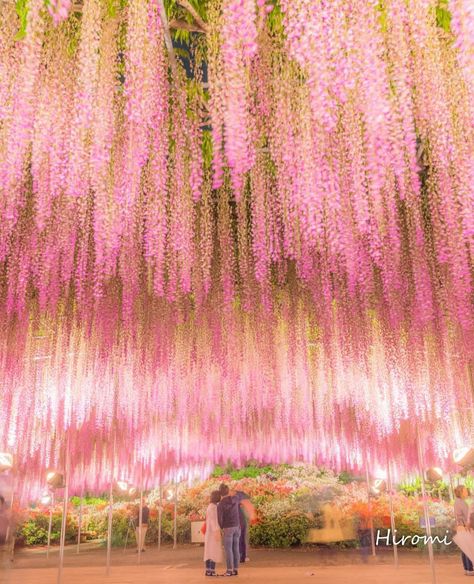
[[425, 467, 443, 482], [46, 471, 65, 489], [0, 453, 13, 472], [453, 447, 474, 467]]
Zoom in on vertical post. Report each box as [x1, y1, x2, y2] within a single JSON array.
[[57, 436, 70, 584], [448, 473, 454, 501], [364, 457, 376, 557], [47, 492, 55, 559], [106, 433, 116, 576], [386, 460, 399, 568], [76, 487, 84, 554], [106, 480, 113, 576], [158, 484, 162, 552], [417, 430, 437, 584], [173, 482, 177, 550], [138, 491, 143, 564], [5, 481, 15, 560]]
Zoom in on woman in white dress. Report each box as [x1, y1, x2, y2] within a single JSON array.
[[204, 491, 223, 577]]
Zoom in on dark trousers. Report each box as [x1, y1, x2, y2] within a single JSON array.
[[205, 559, 216, 572], [358, 528, 371, 563], [239, 521, 247, 561], [462, 552, 473, 572]]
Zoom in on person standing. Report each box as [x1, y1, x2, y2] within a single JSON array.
[[233, 489, 252, 562], [203, 491, 223, 577], [454, 485, 474, 576], [135, 499, 150, 552], [217, 485, 240, 577], [0, 496, 9, 546]]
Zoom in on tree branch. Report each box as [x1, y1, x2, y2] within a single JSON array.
[[176, 0, 208, 33], [169, 18, 206, 33], [157, 0, 178, 75]]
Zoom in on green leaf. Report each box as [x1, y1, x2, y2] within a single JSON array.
[[15, 0, 29, 40]]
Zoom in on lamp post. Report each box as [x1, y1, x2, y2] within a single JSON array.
[[106, 478, 113, 576], [46, 491, 55, 559], [57, 436, 70, 584], [364, 457, 376, 557], [173, 482, 177, 550], [158, 484, 163, 552], [385, 462, 398, 569], [417, 431, 437, 584], [76, 486, 84, 554]]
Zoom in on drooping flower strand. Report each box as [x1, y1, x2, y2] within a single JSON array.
[[221, 0, 257, 199]]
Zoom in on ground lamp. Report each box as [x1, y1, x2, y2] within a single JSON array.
[[453, 447, 474, 468], [47, 471, 65, 489], [0, 453, 13, 473], [425, 467, 446, 501], [425, 467, 443, 483]]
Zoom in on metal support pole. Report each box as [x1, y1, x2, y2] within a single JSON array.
[[386, 460, 399, 568], [76, 487, 84, 554], [5, 481, 15, 561], [448, 473, 454, 502], [417, 431, 437, 584], [47, 492, 55, 559], [106, 480, 113, 576], [364, 457, 376, 557], [158, 484, 162, 552], [138, 491, 143, 564], [173, 482, 177, 550], [57, 437, 70, 584]]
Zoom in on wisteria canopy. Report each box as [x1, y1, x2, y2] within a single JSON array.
[[0, 0, 473, 499]]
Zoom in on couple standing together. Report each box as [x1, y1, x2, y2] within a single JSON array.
[[204, 483, 251, 577]]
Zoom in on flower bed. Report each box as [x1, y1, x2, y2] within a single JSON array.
[[14, 465, 457, 550]]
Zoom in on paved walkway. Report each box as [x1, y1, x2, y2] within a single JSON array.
[[0, 544, 466, 583]]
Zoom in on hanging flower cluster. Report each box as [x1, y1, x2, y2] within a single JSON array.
[[1, 296, 472, 499], [0, 0, 473, 494]]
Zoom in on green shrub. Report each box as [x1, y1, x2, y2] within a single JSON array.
[[19, 521, 50, 545], [17, 513, 77, 546], [160, 515, 191, 544], [250, 513, 311, 548]]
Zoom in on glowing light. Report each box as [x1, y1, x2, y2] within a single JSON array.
[[46, 471, 65, 489], [0, 453, 13, 472], [453, 447, 474, 466], [425, 467, 443, 482], [40, 492, 52, 505]]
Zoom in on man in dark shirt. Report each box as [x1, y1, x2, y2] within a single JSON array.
[[134, 500, 150, 552], [217, 485, 241, 576]]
